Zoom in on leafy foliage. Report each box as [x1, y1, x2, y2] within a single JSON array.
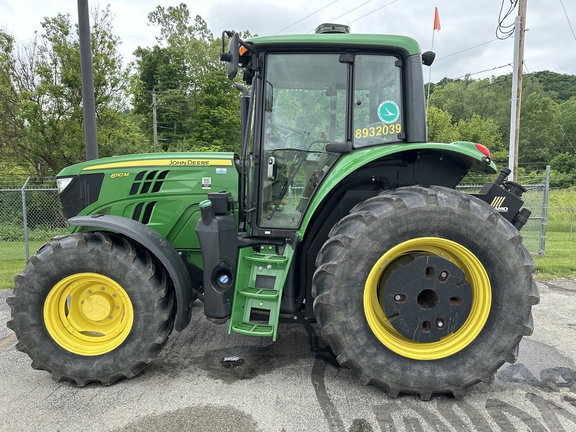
[[531, 71, 576, 102], [0, 5, 575, 187], [428, 71, 576, 186], [132, 3, 241, 153], [0, 5, 146, 177]]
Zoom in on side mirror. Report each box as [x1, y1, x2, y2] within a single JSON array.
[[422, 51, 436, 67], [220, 32, 240, 79]]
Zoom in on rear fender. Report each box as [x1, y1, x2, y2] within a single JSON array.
[[68, 215, 193, 331], [296, 141, 497, 240]]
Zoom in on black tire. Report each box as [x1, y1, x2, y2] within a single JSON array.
[[6, 232, 175, 386], [312, 186, 539, 399]]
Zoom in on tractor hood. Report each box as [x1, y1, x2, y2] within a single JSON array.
[[56, 152, 239, 247]]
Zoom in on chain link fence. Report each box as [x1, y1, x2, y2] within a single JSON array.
[[457, 183, 546, 255], [0, 177, 68, 264], [1, 171, 573, 266]]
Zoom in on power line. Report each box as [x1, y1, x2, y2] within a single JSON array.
[[453, 63, 513, 80], [559, 0, 576, 41], [306, 0, 372, 32], [346, 0, 398, 26], [274, 1, 339, 35], [496, 0, 519, 40], [436, 39, 500, 62]]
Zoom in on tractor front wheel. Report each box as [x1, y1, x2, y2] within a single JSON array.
[[312, 186, 538, 399], [7, 232, 175, 386]]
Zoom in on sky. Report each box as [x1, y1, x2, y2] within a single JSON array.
[[1, 0, 575, 83]]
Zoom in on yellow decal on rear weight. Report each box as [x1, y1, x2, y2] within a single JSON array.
[[490, 196, 506, 207]]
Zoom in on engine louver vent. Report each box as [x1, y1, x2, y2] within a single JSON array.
[[129, 170, 169, 195], [132, 201, 157, 224]]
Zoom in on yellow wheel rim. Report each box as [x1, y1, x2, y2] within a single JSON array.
[[44, 273, 134, 356], [364, 237, 491, 360]]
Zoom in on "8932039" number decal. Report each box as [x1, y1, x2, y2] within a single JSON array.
[[355, 123, 402, 139]]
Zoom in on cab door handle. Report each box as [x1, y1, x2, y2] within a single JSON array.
[[267, 156, 277, 180]]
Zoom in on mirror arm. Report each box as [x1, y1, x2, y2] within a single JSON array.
[[239, 40, 257, 55], [220, 30, 235, 60]]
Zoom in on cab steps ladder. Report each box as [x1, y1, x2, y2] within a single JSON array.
[[229, 245, 294, 341]]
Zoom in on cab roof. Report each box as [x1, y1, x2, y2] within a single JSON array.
[[247, 33, 422, 56]]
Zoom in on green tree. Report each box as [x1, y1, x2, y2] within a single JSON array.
[[456, 114, 502, 147], [426, 107, 460, 143], [518, 92, 564, 167], [0, 31, 20, 173], [428, 72, 574, 180], [557, 96, 576, 156], [532, 70, 576, 102], [0, 6, 145, 177], [133, 4, 241, 153], [456, 114, 505, 164]]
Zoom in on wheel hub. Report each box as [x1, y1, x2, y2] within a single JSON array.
[[44, 273, 133, 356], [381, 255, 472, 343], [82, 294, 113, 321]]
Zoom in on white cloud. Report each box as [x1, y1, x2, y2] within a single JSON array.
[[1, 0, 575, 81]]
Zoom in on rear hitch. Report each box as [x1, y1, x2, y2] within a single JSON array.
[[473, 167, 532, 230]]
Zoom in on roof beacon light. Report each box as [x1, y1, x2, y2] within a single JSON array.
[[315, 23, 351, 34]]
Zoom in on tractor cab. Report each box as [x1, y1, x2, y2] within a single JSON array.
[[221, 24, 429, 238]]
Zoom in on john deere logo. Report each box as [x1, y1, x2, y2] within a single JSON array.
[[377, 101, 400, 124], [490, 196, 509, 212]]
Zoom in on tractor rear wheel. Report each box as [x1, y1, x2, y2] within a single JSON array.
[[312, 186, 538, 399], [7, 232, 175, 386]]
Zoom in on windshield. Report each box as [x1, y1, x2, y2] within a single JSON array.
[[258, 52, 402, 229]]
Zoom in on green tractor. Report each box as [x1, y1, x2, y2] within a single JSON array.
[[7, 23, 538, 399]]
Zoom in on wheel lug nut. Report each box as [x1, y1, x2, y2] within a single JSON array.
[[394, 295, 401, 301], [436, 318, 445, 328], [438, 271, 449, 282]]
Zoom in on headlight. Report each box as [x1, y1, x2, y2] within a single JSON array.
[[56, 177, 74, 194]]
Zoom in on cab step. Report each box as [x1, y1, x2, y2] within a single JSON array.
[[229, 245, 294, 341]]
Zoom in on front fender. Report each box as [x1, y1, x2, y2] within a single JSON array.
[[69, 215, 193, 331]]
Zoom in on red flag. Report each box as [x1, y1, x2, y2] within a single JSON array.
[[433, 7, 441, 31]]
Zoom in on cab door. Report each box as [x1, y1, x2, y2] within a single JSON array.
[[254, 53, 347, 234]]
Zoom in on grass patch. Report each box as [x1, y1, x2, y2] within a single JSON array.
[[1, 231, 575, 290], [0, 241, 50, 290], [533, 231, 576, 280], [1, 261, 25, 289], [547, 186, 576, 207]]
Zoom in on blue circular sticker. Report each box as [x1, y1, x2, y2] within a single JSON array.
[[377, 101, 400, 124]]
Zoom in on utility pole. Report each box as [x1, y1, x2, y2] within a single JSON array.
[[77, 0, 98, 160], [152, 90, 158, 148], [508, 0, 528, 181]]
